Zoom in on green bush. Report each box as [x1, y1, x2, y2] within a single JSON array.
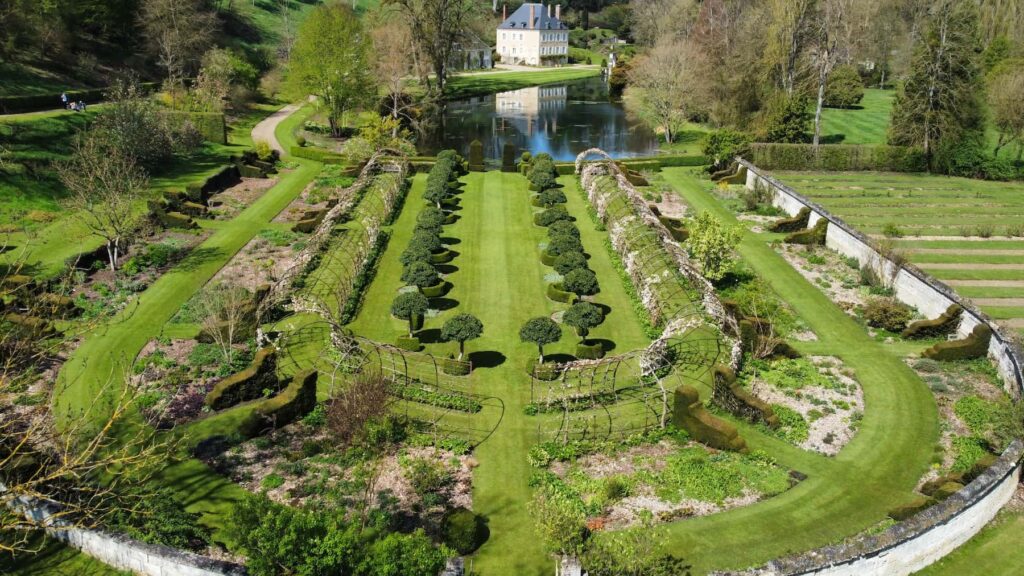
[[703, 129, 751, 170], [534, 207, 572, 227], [824, 65, 865, 108], [769, 207, 810, 233], [468, 140, 484, 171], [863, 297, 913, 332], [902, 304, 962, 339], [923, 324, 993, 361], [536, 188, 567, 207], [554, 251, 588, 275], [527, 358, 562, 381], [547, 235, 584, 257], [442, 356, 472, 376], [764, 94, 812, 143], [501, 142, 516, 172], [575, 341, 604, 359], [396, 335, 422, 351], [784, 218, 827, 245], [562, 268, 599, 296], [546, 282, 579, 304], [441, 508, 489, 554], [242, 371, 318, 437], [548, 220, 580, 240], [420, 281, 446, 298]]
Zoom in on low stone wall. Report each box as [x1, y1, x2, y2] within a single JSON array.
[[717, 441, 1022, 576], [5, 488, 246, 576], [733, 158, 1024, 576], [741, 159, 1023, 397]]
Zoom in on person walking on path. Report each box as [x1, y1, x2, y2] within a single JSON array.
[[60, 92, 68, 109]]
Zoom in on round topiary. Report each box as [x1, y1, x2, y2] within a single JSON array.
[[417, 207, 447, 229], [547, 220, 580, 240], [400, 243, 432, 266], [553, 251, 588, 275], [547, 235, 584, 257], [441, 507, 489, 554], [563, 268, 599, 296], [411, 229, 443, 252], [535, 207, 571, 227]]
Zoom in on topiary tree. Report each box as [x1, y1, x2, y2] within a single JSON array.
[[562, 268, 599, 296], [530, 169, 558, 192], [824, 65, 865, 109], [553, 251, 588, 275], [468, 140, 484, 171], [520, 317, 562, 363], [547, 220, 580, 240], [562, 302, 604, 341], [686, 212, 742, 282], [414, 219, 443, 236], [547, 235, 584, 257], [537, 188, 567, 207], [423, 180, 448, 208], [400, 243, 432, 266], [410, 229, 443, 252], [501, 142, 516, 172], [441, 313, 484, 361], [417, 206, 447, 229], [535, 207, 571, 227], [402, 260, 440, 290], [391, 292, 429, 337]]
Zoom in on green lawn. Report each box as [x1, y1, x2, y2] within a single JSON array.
[[819, 88, 894, 145], [0, 533, 126, 576], [654, 168, 939, 574], [915, 511, 1024, 575], [773, 170, 1024, 336], [443, 66, 601, 100]]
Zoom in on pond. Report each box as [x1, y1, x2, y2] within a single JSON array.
[[418, 76, 659, 161]]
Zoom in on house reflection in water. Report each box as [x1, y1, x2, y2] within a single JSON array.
[[419, 76, 658, 161]]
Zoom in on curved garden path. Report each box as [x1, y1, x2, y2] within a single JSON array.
[[250, 101, 303, 155]]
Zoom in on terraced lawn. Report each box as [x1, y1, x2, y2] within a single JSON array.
[[915, 510, 1024, 575], [819, 88, 894, 145], [775, 171, 1024, 338]]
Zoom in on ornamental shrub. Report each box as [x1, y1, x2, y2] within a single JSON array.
[[410, 229, 443, 252], [563, 268, 599, 296], [400, 243, 432, 266], [417, 206, 447, 229], [520, 317, 563, 363], [537, 188, 567, 207], [468, 140, 484, 171], [563, 301, 604, 339], [401, 261, 440, 290], [703, 129, 751, 171], [554, 251, 588, 275], [391, 291, 429, 336], [535, 207, 571, 227], [548, 220, 580, 240], [441, 508, 489, 554], [547, 235, 584, 257], [863, 297, 913, 332], [824, 65, 865, 108], [764, 94, 812, 143]]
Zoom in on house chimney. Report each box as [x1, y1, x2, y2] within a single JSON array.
[[529, 4, 535, 28], [548, 3, 552, 17], [502, 3, 506, 20], [555, 4, 561, 20]]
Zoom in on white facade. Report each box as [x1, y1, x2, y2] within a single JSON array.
[[496, 3, 569, 66]]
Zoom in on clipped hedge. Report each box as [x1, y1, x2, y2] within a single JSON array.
[[441, 508, 489, 554], [546, 282, 578, 304], [501, 142, 516, 172], [769, 207, 811, 233], [923, 324, 992, 361], [540, 250, 558, 267], [205, 347, 279, 410], [902, 304, 962, 339], [421, 281, 447, 298], [156, 211, 197, 229], [160, 111, 227, 144], [242, 370, 318, 436], [442, 357, 472, 376], [528, 359, 562, 381], [672, 385, 748, 453], [748, 144, 926, 172], [711, 365, 779, 428], [429, 249, 454, 264], [396, 335, 422, 351], [534, 207, 571, 227], [575, 341, 604, 360], [468, 140, 485, 172], [784, 218, 827, 245]]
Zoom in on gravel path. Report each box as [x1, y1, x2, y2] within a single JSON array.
[[251, 102, 302, 154]]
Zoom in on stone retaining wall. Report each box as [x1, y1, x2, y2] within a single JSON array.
[[731, 158, 1024, 576], [5, 487, 246, 576]]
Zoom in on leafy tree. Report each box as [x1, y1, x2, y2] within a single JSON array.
[[520, 317, 562, 363], [402, 261, 440, 291], [563, 302, 604, 341], [762, 0, 816, 95], [391, 292, 430, 336], [57, 132, 147, 273], [441, 313, 484, 360], [289, 3, 374, 137], [626, 39, 697, 143], [423, 180, 450, 209], [987, 62, 1024, 158], [528, 157, 558, 191], [554, 251, 588, 275], [417, 206, 447, 229], [94, 77, 175, 170], [823, 65, 865, 109], [889, 0, 985, 163], [764, 93, 812, 143], [686, 212, 742, 282], [388, 0, 478, 94], [563, 268, 600, 296], [547, 235, 584, 257], [536, 207, 572, 227], [703, 129, 751, 171]]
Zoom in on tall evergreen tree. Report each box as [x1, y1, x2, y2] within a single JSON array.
[[888, 0, 985, 164]]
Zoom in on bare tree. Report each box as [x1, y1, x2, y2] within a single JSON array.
[[628, 0, 698, 47], [626, 39, 697, 144], [763, 0, 816, 95], [372, 21, 418, 137], [810, 0, 853, 149], [57, 134, 147, 274], [140, 0, 218, 84], [388, 0, 478, 95], [196, 282, 252, 365], [988, 65, 1024, 158], [326, 371, 395, 449]]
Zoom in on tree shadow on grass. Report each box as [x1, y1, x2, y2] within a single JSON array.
[[417, 328, 443, 344], [468, 350, 506, 368], [441, 236, 462, 245], [588, 338, 617, 353], [437, 264, 459, 275], [430, 297, 459, 311], [544, 353, 577, 364], [176, 247, 223, 272]]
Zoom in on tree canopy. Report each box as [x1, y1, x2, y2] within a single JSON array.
[[441, 313, 484, 360], [520, 317, 562, 363]]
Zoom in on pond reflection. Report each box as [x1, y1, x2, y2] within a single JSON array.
[[418, 76, 659, 161]]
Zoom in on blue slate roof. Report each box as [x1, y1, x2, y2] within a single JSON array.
[[498, 3, 567, 30]]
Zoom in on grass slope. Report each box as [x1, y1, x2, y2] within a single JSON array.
[[656, 168, 938, 574], [443, 67, 601, 100], [819, 89, 894, 145], [914, 510, 1024, 575]]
